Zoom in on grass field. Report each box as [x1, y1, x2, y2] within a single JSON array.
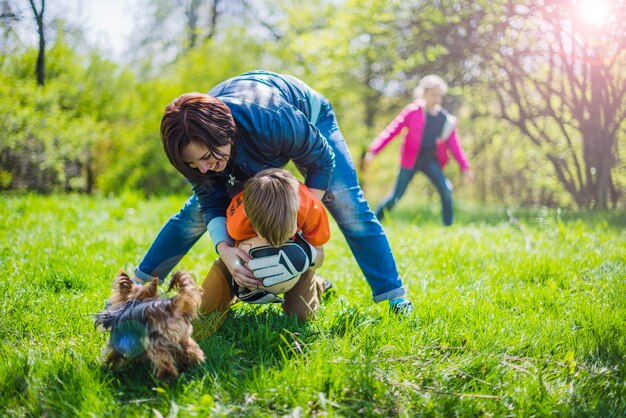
[[1, 193, 625, 417]]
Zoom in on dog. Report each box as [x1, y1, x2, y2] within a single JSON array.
[[94, 270, 205, 379]]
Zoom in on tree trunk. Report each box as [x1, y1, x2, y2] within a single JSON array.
[[36, 17, 44, 85], [185, 0, 200, 49], [28, 0, 45, 86], [86, 154, 94, 194], [206, 0, 220, 40]]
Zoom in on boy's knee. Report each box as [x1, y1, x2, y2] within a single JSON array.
[[200, 259, 235, 313], [282, 270, 321, 321]]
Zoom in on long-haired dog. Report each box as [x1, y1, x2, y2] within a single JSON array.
[[94, 270, 205, 379]]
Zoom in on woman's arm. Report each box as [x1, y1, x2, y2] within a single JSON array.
[[270, 105, 336, 192], [215, 241, 260, 288], [193, 181, 262, 288]]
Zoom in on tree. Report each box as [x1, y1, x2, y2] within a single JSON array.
[[0, 0, 22, 54], [28, 0, 45, 85], [129, 0, 245, 73], [489, 0, 625, 209]]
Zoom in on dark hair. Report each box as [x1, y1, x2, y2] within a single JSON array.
[[243, 168, 300, 247], [160, 92, 236, 185]]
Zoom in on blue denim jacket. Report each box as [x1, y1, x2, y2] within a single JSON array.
[[190, 70, 336, 228]]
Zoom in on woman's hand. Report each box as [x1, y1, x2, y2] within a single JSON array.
[[216, 242, 261, 289]]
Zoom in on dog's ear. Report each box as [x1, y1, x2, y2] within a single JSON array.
[[167, 271, 183, 293], [169, 271, 202, 318], [167, 271, 198, 293], [109, 271, 135, 304], [117, 270, 130, 280], [114, 271, 134, 294]]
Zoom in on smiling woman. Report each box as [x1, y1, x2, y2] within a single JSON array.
[[182, 142, 232, 174], [133, 70, 413, 314], [160, 92, 236, 185]]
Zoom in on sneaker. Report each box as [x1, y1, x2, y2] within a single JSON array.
[[390, 300, 414, 316], [321, 279, 335, 299]]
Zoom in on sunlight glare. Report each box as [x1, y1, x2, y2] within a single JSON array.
[[577, 0, 610, 28]]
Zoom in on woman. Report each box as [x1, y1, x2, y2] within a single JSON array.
[[363, 74, 473, 225], [134, 70, 413, 314]]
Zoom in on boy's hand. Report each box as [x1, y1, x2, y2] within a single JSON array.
[[248, 234, 317, 286]]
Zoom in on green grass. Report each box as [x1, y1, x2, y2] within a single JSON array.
[[1, 193, 625, 417]]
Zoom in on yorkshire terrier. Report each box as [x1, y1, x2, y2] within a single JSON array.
[[94, 270, 205, 379]]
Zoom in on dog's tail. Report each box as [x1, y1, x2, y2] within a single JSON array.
[[167, 271, 203, 319]]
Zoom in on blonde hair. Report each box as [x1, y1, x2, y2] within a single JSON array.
[[413, 74, 448, 99], [243, 168, 300, 247]]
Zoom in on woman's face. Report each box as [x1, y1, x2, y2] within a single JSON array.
[[182, 141, 231, 174], [423, 86, 444, 112]]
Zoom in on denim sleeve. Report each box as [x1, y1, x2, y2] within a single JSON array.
[[191, 180, 235, 248], [271, 105, 335, 191], [191, 180, 231, 225]]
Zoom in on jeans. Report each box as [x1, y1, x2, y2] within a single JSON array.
[[376, 159, 453, 226], [136, 100, 406, 303]]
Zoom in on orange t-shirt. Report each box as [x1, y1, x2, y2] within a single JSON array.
[[226, 184, 330, 247]]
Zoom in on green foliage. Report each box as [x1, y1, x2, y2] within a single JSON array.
[[2, 0, 624, 206], [1, 194, 625, 416]]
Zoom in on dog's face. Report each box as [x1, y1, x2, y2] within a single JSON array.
[[97, 270, 205, 379], [108, 270, 159, 307]]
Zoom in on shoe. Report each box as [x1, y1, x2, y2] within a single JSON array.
[[390, 300, 414, 316], [321, 279, 335, 299]]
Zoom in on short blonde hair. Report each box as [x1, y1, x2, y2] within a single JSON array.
[[413, 74, 448, 99], [243, 168, 300, 247]]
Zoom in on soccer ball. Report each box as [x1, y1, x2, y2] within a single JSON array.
[[238, 235, 300, 295]]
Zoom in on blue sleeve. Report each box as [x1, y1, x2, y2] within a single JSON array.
[[271, 105, 335, 191], [192, 181, 235, 248], [191, 180, 231, 226]]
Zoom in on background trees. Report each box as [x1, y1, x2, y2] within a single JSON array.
[[1, 0, 624, 209], [488, 0, 625, 209]]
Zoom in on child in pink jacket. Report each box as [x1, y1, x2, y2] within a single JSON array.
[[363, 75, 473, 225]]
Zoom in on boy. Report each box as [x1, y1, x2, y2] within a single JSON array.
[[199, 168, 331, 330]]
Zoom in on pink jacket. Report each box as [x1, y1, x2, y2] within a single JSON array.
[[368, 101, 471, 171]]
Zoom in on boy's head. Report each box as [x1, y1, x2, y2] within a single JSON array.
[[243, 168, 300, 247]]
